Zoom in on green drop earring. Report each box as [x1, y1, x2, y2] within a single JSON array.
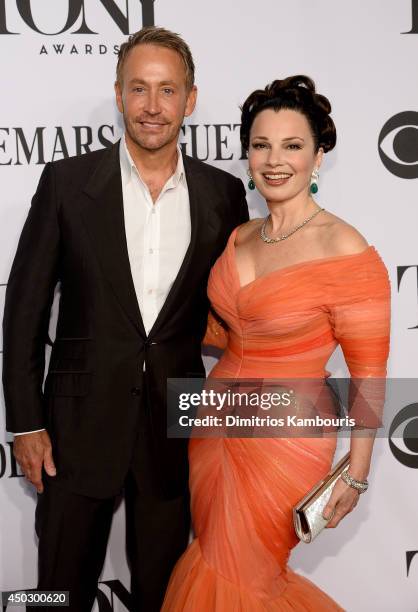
[[310, 169, 319, 194], [247, 169, 256, 191]]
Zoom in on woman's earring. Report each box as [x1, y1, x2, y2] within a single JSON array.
[[310, 169, 319, 194], [247, 169, 256, 191]]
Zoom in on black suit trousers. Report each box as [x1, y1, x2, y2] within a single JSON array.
[[35, 400, 190, 612]]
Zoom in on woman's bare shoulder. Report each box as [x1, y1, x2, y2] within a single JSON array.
[[319, 211, 369, 256]]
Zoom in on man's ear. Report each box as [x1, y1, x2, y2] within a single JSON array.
[[184, 85, 197, 117], [115, 80, 124, 114]]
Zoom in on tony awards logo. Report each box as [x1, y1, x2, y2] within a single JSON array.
[[0, 0, 156, 34], [0, 0, 156, 55]]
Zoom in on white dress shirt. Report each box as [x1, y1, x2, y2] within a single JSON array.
[[15, 135, 191, 435], [120, 135, 191, 335]]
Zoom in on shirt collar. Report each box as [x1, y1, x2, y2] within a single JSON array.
[[120, 134, 185, 190]]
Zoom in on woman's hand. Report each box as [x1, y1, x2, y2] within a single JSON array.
[[322, 477, 360, 528]]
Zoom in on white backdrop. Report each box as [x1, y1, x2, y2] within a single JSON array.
[[1, 1, 418, 610]]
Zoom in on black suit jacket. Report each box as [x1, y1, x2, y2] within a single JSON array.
[[2, 142, 249, 499]]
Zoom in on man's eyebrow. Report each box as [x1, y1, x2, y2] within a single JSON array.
[[128, 78, 178, 86]]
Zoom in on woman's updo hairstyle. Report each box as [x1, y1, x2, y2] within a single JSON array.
[[240, 75, 336, 153]]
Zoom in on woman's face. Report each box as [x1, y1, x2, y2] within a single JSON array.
[[248, 108, 323, 204]]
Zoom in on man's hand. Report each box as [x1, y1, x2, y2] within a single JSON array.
[[13, 431, 56, 493]]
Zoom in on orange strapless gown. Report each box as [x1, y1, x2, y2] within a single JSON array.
[[162, 227, 390, 611]]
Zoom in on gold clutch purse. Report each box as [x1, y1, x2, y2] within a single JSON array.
[[293, 452, 350, 543]]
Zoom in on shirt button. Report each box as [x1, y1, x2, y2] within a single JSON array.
[[148, 289, 153, 294], [131, 387, 141, 396], [151, 208, 156, 214], [149, 248, 154, 254]]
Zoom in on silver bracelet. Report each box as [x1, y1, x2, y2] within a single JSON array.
[[340, 469, 369, 493]]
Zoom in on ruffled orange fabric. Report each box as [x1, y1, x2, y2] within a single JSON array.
[[162, 227, 390, 611]]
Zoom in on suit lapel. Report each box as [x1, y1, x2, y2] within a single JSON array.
[[80, 142, 146, 338]]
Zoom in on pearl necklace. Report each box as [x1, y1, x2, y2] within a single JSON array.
[[260, 207, 325, 244]]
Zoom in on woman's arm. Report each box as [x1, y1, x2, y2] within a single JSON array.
[[322, 228, 391, 527]]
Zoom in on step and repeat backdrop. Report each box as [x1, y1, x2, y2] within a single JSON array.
[[1, 1, 418, 610]]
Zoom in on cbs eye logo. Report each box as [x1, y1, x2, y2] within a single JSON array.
[[378, 111, 418, 179], [389, 402, 418, 468]]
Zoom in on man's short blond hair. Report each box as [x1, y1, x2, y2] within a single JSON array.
[[116, 26, 195, 91]]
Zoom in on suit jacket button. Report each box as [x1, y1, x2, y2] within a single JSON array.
[[131, 387, 141, 396]]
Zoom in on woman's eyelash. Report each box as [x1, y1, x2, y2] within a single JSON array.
[[251, 142, 302, 150]]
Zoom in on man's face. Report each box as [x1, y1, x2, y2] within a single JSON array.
[[115, 43, 197, 153]]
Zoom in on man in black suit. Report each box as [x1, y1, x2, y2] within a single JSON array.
[[2, 26, 248, 611]]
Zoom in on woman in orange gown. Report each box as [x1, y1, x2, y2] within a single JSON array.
[[162, 76, 390, 611]]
